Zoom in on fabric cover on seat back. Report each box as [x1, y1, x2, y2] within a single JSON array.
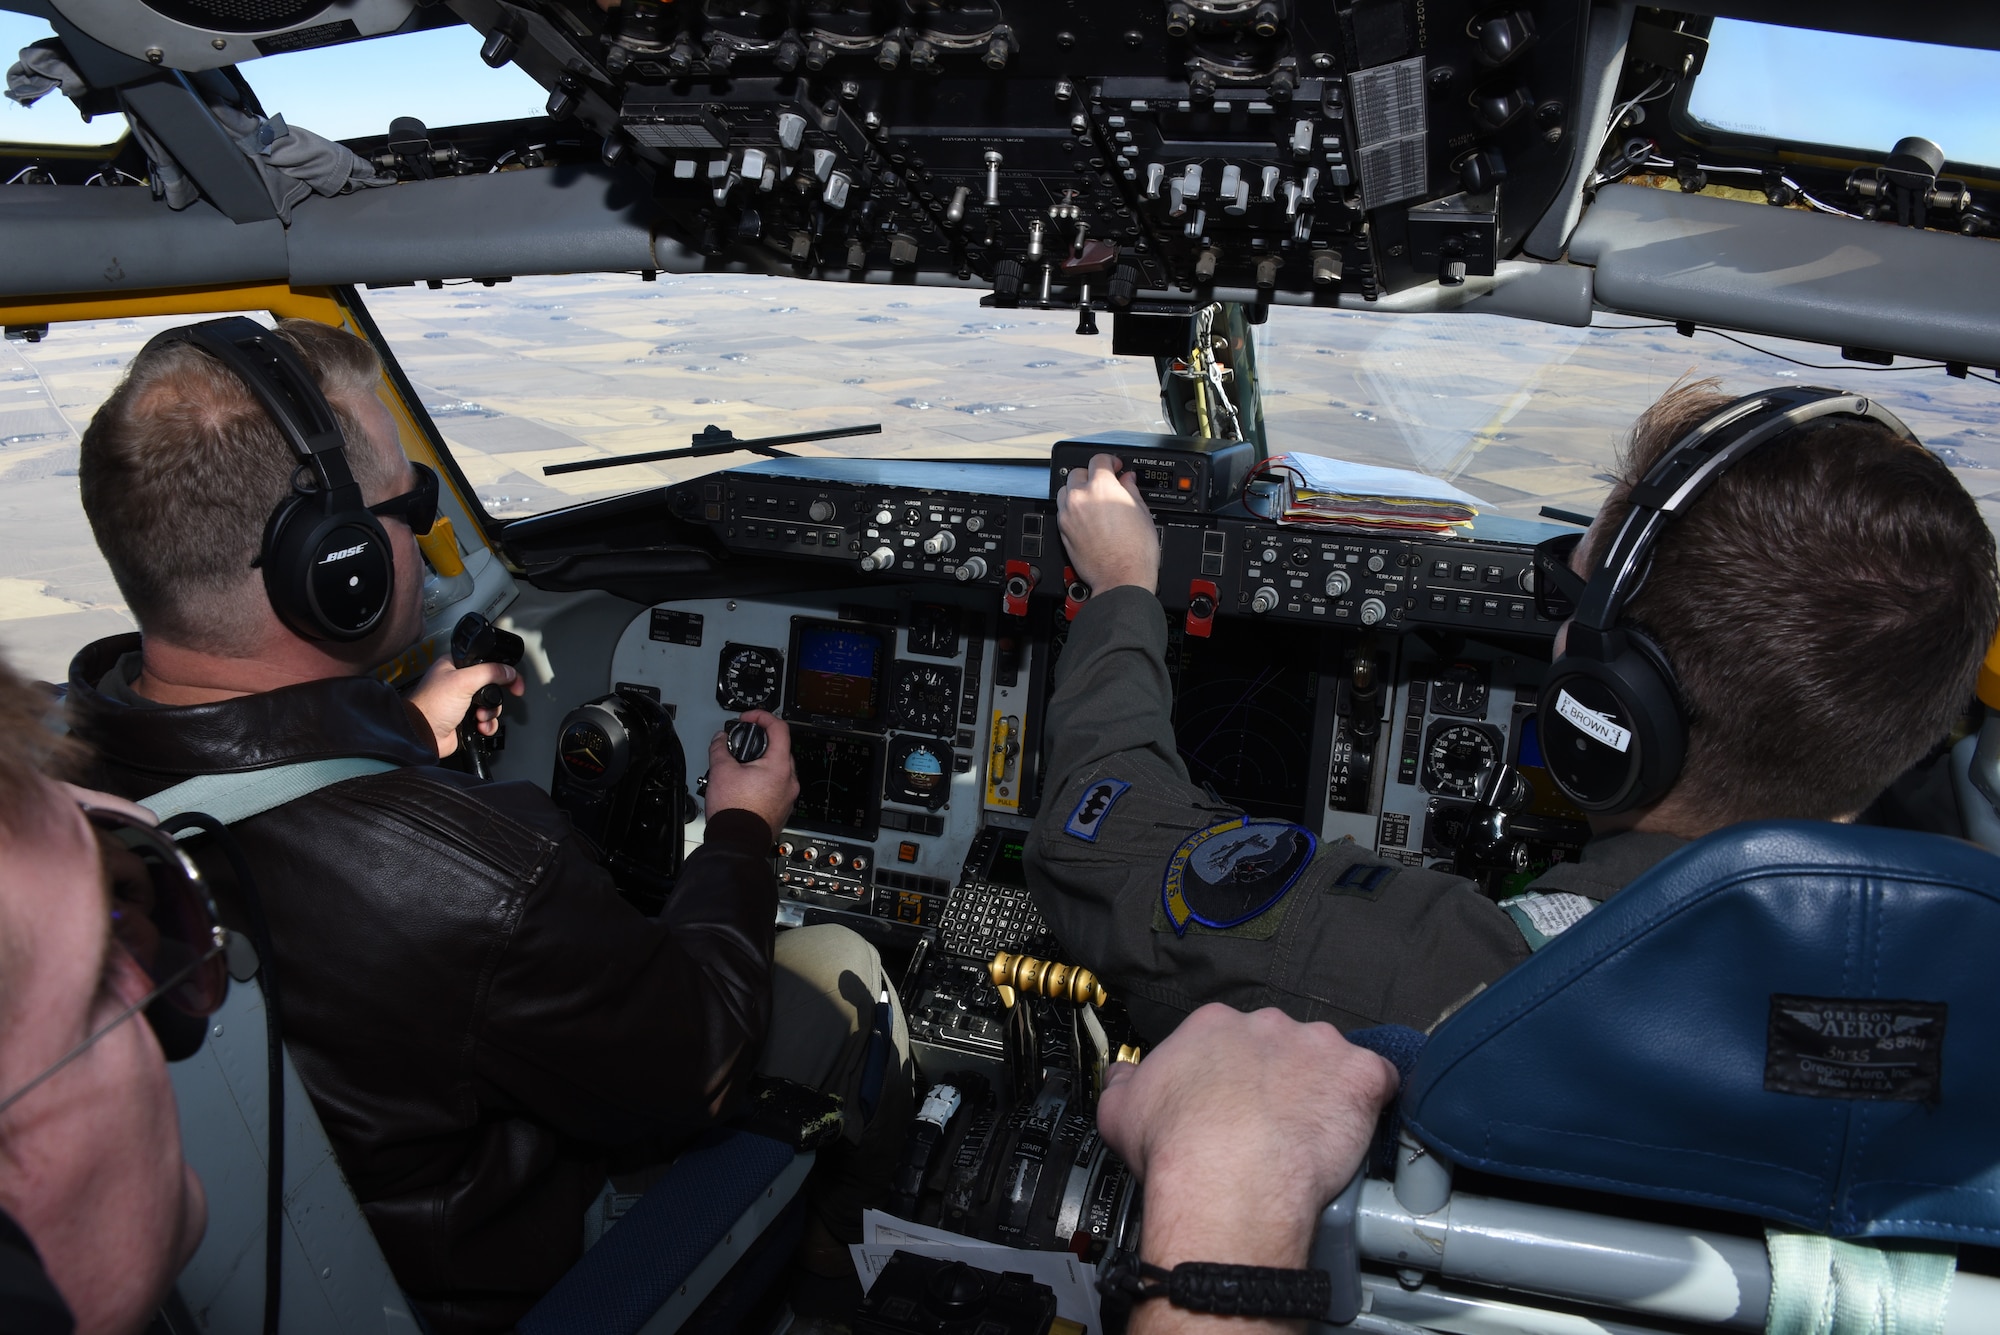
[[1402, 821, 2000, 1244]]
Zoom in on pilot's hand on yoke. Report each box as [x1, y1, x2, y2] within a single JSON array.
[[1057, 453, 1160, 596], [1097, 1005, 1398, 1299], [705, 709, 799, 838], [408, 657, 525, 759]]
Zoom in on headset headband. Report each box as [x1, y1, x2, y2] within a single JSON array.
[[1571, 386, 1917, 635], [142, 317, 359, 500]]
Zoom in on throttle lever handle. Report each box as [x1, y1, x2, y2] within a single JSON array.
[[450, 613, 525, 711]]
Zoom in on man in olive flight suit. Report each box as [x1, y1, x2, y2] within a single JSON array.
[[1025, 385, 1999, 1045]]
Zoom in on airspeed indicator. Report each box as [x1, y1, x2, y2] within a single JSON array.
[[716, 643, 784, 711]]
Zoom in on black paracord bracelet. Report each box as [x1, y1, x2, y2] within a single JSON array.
[[1098, 1253, 1332, 1320]]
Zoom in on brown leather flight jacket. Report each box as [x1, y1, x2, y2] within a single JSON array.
[[68, 635, 778, 1335]]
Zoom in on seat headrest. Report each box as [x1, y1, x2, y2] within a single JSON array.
[[1402, 821, 2000, 1244]]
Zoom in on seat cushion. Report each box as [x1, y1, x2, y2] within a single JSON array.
[[1402, 821, 2000, 1244]]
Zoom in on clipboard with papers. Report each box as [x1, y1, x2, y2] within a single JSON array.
[[1249, 452, 1483, 535]]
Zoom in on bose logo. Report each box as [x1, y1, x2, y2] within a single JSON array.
[[319, 543, 370, 565]]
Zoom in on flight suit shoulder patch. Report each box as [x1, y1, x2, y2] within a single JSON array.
[[1063, 777, 1131, 842], [1161, 818, 1317, 937]]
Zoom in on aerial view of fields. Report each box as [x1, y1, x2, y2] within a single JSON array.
[[4, 269, 1996, 681]]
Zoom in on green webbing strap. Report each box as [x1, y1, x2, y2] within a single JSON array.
[[144, 757, 399, 834], [1766, 1230, 1957, 1335]]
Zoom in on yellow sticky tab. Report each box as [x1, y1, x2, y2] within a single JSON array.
[[417, 515, 467, 579], [1978, 631, 2000, 710]]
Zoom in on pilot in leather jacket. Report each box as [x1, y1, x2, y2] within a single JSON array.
[[67, 633, 779, 1335]]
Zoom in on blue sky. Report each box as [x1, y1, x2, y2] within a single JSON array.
[[2, 16, 544, 146], [1687, 19, 2000, 168]]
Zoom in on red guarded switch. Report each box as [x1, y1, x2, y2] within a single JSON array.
[[1186, 579, 1219, 637]]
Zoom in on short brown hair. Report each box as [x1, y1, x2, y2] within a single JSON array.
[[0, 652, 78, 836], [78, 319, 394, 655], [1600, 382, 1999, 824]]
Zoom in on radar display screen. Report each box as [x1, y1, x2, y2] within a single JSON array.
[[987, 834, 1029, 888], [790, 727, 882, 839], [1169, 622, 1321, 825], [787, 619, 890, 729]]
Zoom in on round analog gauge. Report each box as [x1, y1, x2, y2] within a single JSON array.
[[558, 716, 618, 785], [890, 660, 961, 737], [716, 643, 783, 711], [900, 745, 946, 798], [886, 735, 955, 810], [1422, 722, 1501, 797], [1430, 661, 1490, 718]]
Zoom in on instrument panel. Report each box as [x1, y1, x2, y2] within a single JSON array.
[[665, 457, 1556, 636], [578, 456, 1589, 962]]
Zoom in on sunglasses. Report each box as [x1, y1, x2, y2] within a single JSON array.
[[0, 808, 231, 1118], [1532, 531, 1589, 622], [368, 461, 440, 537]]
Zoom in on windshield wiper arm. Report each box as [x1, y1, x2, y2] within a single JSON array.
[[543, 422, 883, 476]]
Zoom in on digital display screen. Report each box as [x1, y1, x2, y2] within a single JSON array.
[[790, 622, 886, 725], [790, 728, 881, 839], [1516, 714, 1545, 769], [1169, 621, 1319, 825], [988, 836, 1028, 888]]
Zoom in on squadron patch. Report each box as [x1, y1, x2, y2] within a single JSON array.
[[1162, 818, 1318, 936], [1063, 777, 1131, 842]]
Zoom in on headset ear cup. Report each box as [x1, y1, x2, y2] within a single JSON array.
[[1624, 628, 1687, 805], [1540, 631, 1687, 814], [261, 491, 395, 642]]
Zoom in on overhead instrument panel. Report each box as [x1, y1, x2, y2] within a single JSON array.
[[443, 0, 1591, 302]]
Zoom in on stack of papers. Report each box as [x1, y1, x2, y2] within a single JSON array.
[[1254, 452, 1482, 535], [851, 1209, 1101, 1332]]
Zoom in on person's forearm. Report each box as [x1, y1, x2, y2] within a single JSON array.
[[1041, 586, 1185, 787], [1128, 1169, 1322, 1335]]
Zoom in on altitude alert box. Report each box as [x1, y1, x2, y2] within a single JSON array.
[[1049, 431, 1256, 513]]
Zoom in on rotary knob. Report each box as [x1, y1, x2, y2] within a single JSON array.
[[956, 556, 988, 582], [1366, 552, 1386, 573], [874, 508, 894, 525], [1359, 597, 1387, 625], [924, 531, 956, 555], [1324, 569, 1352, 597], [965, 515, 984, 532], [1261, 546, 1279, 564], [808, 499, 836, 522], [861, 546, 897, 572], [1251, 585, 1281, 614]]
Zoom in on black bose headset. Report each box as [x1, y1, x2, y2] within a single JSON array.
[[1539, 385, 1919, 814], [143, 317, 405, 642]]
